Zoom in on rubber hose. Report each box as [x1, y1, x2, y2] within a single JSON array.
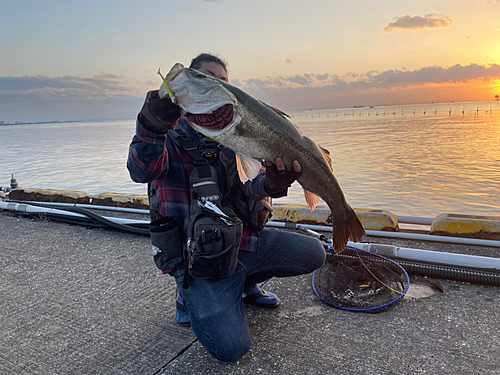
[[340, 249, 500, 286], [54, 206, 150, 236]]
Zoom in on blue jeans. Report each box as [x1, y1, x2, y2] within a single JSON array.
[[173, 228, 326, 362]]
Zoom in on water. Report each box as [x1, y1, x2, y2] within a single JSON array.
[[1, 101, 499, 218]]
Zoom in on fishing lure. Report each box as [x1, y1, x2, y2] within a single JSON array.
[[157, 68, 176, 104]]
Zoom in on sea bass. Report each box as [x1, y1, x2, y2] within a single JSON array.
[[161, 63, 365, 253]]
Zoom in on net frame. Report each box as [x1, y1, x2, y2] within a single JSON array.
[[312, 246, 410, 312]]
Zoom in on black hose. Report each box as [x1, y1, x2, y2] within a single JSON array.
[[394, 259, 500, 286], [341, 248, 500, 286], [57, 207, 150, 236], [9, 202, 151, 236], [7, 201, 500, 286]]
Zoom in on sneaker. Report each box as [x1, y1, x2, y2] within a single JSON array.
[[243, 285, 281, 308]]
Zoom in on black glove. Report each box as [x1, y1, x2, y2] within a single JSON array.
[[264, 160, 302, 198], [138, 90, 181, 133]]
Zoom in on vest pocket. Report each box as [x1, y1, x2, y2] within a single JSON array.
[[150, 216, 183, 271]]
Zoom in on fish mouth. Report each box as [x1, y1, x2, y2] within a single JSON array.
[[184, 103, 234, 130]]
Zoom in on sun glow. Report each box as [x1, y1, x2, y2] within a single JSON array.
[[487, 79, 500, 99]]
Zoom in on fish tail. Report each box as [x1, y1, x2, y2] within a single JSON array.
[[331, 206, 366, 254]]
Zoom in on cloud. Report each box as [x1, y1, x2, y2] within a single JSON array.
[[0, 72, 146, 122], [93, 72, 126, 80], [382, 13, 453, 32], [285, 58, 293, 64], [0, 73, 136, 102], [235, 63, 500, 111], [233, 73, 343, 90], [3, 63, 500, 122], [364, 64, 500, 87]]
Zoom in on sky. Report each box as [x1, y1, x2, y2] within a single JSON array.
[[1, 0, 500, 122]]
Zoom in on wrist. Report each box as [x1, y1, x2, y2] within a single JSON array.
[[135, 117, 168, 145], [263, 179, 289, 198], [138, 113, 170, 134]]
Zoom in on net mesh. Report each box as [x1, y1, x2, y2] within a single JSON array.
[[313, 247, 409, 312]]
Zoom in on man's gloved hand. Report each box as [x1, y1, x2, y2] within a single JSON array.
[[264, 158, 302, 197], [138, 90, 181, 133]]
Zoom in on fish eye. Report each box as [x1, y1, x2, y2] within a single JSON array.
[[195, 73, 205, 78]]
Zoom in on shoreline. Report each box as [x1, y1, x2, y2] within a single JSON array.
[[0, 120, 82, 127], [2, 99, 499, 124]]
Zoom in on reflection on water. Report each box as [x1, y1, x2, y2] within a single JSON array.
[[1, 101, 499, 218]]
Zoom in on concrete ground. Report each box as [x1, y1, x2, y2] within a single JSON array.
[[1, 209, 499, 375]]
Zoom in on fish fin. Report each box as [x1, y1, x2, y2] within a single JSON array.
[[235, 125, 268, 141], [331, 206, 366, 254], [319, 145, 333, 170], [258, 100, 291, 118], [236, 154, 262, 182], [303, 188, 323, 211]]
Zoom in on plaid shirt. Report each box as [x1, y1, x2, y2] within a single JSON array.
[[127, 117, 272, 256]]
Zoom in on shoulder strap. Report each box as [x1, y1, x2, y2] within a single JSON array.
[[171, 129, 211, 178]]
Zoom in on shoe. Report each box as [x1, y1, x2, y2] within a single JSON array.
[[243, 285, 281, 308], [176, 293, 191, 325]]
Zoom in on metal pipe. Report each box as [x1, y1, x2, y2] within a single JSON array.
[[347, 242, 500, 271], [0, 202, 147, 225], [17, 201, 149, 215], [396, 215, 434, 225], [265, 221, 500, 248], [3, 202, 500, 277], [4, 201, 500, 248]]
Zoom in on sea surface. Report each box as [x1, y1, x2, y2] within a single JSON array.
[[1, 101, 499, 219]]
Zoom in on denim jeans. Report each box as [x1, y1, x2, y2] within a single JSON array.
[[173, 228, 326, 362]]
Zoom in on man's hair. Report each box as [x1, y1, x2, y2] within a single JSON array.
[[189, 53, 228, 73]]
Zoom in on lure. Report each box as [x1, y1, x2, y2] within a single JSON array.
[[157, 68, 176, 103]]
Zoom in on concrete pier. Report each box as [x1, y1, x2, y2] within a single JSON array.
[[1, 209, 499, 374]]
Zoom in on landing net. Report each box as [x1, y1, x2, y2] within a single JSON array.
[[312, 246, 410, 312]]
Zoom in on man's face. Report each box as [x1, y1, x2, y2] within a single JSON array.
[[197, 61, 228, 82]]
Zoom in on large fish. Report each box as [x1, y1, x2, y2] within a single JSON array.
[[161, 63, 365, 253]]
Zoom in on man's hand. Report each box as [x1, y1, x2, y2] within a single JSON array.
[[264, 158, 302, 197], [139, 90, 181, 133]]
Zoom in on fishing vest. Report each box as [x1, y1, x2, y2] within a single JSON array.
[[148, 128, 273, 278]]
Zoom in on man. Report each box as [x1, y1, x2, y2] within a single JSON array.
[[127, 53, 325, 362]]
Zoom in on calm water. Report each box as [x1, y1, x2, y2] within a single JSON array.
[[1, 101, 500, 218]]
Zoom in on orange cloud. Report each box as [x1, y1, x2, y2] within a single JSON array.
[[383, 13, 453, 33], [237, 64, 500, 111], [285, 58, 293, 64]]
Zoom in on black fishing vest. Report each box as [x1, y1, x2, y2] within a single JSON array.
[[148, 129, 272, 232]]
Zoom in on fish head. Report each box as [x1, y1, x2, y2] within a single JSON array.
[[162, 63, 241, 137]]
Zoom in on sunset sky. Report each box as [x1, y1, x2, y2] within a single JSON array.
[[1, 0, 500, 122]]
